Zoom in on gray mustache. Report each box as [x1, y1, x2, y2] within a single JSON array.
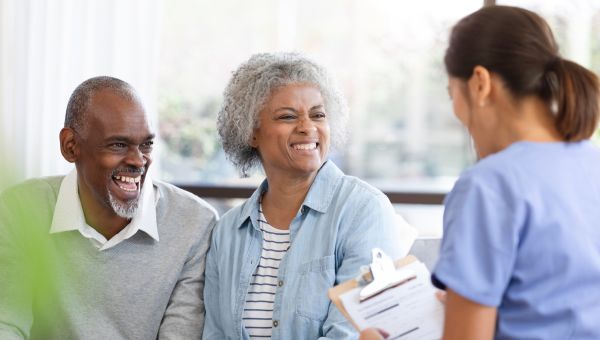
[[111, 167, 145, 176]]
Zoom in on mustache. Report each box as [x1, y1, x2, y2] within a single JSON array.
[[111, 167, 145, 177]]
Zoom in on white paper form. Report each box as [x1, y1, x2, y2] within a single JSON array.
[[339, 261, 444, 339]]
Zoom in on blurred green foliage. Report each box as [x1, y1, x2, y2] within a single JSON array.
[[0, 154, 61, 336], [159, 96, 219, 163]]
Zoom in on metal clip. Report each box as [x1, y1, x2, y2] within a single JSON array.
[[359, 248, 416, 302]]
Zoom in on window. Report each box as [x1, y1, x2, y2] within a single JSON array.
[[497, 0, 600, 144], [157, 0, 483, 189]]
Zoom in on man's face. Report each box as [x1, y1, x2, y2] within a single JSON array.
[[74, 89, 154, 220]]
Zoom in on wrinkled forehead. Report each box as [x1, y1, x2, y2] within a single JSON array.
[[82, 89, 153, 138]]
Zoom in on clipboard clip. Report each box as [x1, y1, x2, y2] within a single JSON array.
[[359, 248, 416, 302]]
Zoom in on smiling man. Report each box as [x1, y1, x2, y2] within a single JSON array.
[[0, 76, 218, 339]]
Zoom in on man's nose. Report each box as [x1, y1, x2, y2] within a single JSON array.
[[125, 146, 147, 168]]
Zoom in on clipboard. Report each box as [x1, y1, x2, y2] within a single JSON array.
[[328, 249, 419, 331]]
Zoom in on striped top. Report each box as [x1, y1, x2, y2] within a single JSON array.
[[242, 206, 290, 339]]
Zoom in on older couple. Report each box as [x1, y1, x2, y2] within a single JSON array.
[[0, 53, 405, 340]]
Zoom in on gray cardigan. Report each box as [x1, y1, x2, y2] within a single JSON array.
[[0, 176, 217, 340]]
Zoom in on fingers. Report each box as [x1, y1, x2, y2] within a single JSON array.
[[359, 328, 389, 340], [436, 290, 447, 305]]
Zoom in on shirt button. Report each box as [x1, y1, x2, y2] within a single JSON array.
[[273, 320, 279, 327], [278, 280, 284, 287]]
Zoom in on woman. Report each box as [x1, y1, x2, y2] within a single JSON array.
[[361, 5, 600, 340], [203, 52, 406, 339]]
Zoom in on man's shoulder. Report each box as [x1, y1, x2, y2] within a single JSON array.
[[1, 176, 64, 203], [153, 179, 219, 220], [0, 176, 64, 233]]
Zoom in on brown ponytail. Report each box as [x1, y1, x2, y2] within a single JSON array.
[[446, 5, 600, 141], [548, 59, 599, 141]]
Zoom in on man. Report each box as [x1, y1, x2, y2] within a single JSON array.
[[0, 76, 217, 339]]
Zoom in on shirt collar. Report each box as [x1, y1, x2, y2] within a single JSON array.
[[301, 160, 343, 213], [237, 160, 343, 229], [50, 168, 159, 242]]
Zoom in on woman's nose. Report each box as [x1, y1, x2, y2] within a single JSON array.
[[296, 117, 317, 134]]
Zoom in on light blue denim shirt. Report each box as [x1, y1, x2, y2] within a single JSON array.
[[202, 161, 404, 339]]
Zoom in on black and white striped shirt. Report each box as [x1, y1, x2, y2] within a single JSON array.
[[242, 206, 290, 339]]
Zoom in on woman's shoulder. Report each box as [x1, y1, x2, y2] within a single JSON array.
[[337, 173, 388, 200], [216, 200, 250, 229], [461, 141, 599, 191]]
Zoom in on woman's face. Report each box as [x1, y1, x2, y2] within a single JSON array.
[[448, 75, 490, 159], [251, 83, 330, 179], [448, 77, 472, 129]]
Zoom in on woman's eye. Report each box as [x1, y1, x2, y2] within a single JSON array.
[[312, 112, 326, 119], [278, 114, 296, 120]]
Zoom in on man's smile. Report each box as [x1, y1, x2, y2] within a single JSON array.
[[112, 175, 141, 192]]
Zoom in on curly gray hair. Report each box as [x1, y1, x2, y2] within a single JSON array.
[[217, 52, 349, 176]]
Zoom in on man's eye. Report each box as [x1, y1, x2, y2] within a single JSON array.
[[312, 112, 326, 119], [140, 141, 154, 151], [109, 143, 127, 149]]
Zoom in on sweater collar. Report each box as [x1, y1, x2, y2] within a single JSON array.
[[50, 169, 159, 247]]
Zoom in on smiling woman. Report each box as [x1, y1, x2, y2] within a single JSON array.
[[203, 52, 408, 339], [217, 52, 347, 177], [251, 84, 331, 181]]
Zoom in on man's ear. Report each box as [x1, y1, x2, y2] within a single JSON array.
[[468, 65, 492, 107], [59, 128, 79, 163]]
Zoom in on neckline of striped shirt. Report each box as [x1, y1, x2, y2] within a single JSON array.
[[243, 204, 290, 339]]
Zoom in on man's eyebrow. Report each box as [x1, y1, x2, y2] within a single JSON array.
[[104, 134, 155, 143]]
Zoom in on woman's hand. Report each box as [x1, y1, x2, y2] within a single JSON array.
[[436, 290, 447, 304], [358, 328, 389, 340]]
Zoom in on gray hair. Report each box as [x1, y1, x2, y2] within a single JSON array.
[[217, 52, 349, 176], [65, 76, 140, 135]]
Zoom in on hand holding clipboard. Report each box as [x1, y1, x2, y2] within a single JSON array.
[[328, 249, 444, 339]]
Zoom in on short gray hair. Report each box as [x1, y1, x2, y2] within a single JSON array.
[[65, 76, 140, 134], [217, 52, 349, 176]]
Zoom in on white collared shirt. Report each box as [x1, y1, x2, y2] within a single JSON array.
[[50, 169, 160, 251]]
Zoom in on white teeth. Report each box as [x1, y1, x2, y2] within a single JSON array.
[[117, 185, 137, 192], [113, 175, 141, 183], [293, 143, 317, 150]]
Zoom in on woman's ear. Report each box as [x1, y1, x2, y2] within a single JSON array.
[[468, 65, 492, 107], [249, 133, 258, 148], [59, 128, 79, 163]]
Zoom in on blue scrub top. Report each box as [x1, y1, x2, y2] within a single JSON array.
[[433, 141, 600, 340]]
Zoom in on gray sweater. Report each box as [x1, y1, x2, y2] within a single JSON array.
[[0, 176, 217, 340]]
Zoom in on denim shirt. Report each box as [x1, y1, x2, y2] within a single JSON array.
[[202, 161, 405, 339]]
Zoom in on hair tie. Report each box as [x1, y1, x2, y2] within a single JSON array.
[[543, 56, 561, 116], [546, 56, 562, 72]]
